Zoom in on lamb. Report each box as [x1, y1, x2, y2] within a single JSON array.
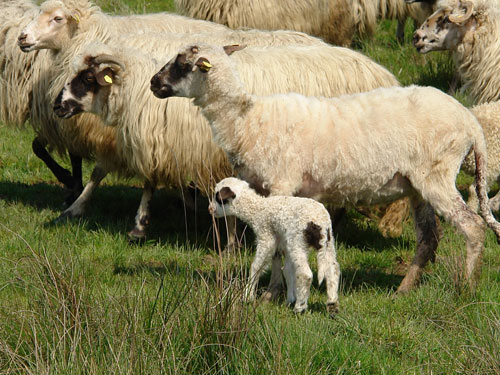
[[174, 0, 438, 46], [209, 177, 341, 316], [150, 43, 500, 294], [50, 33, 398, 239], [412, 0, 500, 104]]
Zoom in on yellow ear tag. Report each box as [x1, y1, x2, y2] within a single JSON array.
[[104, 75, 113, 84], [202, 61, 212, 69], [72, 14, 80, 23]]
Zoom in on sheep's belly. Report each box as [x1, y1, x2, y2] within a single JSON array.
[[320, 172, 413, 207]]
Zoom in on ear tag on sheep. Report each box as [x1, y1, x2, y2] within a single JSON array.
[[104, 75, 113, 84], [200, 61, 212, 72], [72, 14, 80, 23]]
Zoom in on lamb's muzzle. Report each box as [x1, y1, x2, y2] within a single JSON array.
[[150, 72, 174, 98]]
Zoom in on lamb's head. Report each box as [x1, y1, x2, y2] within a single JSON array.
[[18, 0, 93, 52], [54, 45, 125, 123], [150, 43, 245, 100], [208, 177, 251, 218], [413, 0, 475, 53]]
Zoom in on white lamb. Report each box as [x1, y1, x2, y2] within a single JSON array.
[[151, 43, 500, 294], [209, 177, 341, 316]]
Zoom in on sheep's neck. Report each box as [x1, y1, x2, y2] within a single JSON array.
[[197, 82, 254, 154]]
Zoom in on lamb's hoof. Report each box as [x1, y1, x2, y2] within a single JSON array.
[[293, 304, 307, 315], [327, 302, 339, 318], [128, 227, 146, 243], [261, 284, 284, 302]]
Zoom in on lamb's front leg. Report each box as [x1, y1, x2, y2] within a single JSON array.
[[245, 234, 276, 302]]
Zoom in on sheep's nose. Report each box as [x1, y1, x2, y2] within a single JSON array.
[[18, 33, 26, 42], [412, 30, 424, 46]]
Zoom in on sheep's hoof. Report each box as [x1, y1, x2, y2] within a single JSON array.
[[261, 284, 284, 302], [128, 227, 146, 242], [54, 211, 74, 223], [327, 302, 339, 318]]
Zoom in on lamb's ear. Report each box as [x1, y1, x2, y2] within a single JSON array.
[[216, 186, 236, 204], [223, 44, 246, 55], [96, 67, 115, 86], [195, 57, 212, 73]]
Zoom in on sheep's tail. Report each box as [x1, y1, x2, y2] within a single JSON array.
[[317, 227, 335, 286], [473, 132, 500, 243]]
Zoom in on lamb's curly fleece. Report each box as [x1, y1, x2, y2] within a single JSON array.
[[210, 177, 340, 315]]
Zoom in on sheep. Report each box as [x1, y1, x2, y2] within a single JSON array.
[[48, 28, 398, 240], [150, 43, 500, 294], [209, 177, 341, 316], [16, 0, 339, 237], [412, 0, 500, 104], [0, 0, 88, 202], [174, 0, 438, 46], [11, 0, 243, 233]]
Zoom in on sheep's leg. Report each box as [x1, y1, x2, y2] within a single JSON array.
[[69, 153, 84, 200], [396, 19, 405, 44], [282, 254, 296, 305], [128, 181, 156, 240], [260, 251, 284, 301], [396, 196, 439, 294], [467, 184, 480, 212], [245, 235, 276, 302], [32, 137, 83, 201], [57, 165, 107, 220], [434, 194, 486, 287]]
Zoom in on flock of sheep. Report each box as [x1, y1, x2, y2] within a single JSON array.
[[2, 0, 500, 314]]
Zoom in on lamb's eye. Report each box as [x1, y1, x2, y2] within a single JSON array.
[[54, 16, 64, 22]]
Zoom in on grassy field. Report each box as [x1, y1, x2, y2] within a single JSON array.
[[1, 2, 500, 374]]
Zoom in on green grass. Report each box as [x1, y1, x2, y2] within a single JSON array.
[[1, 3, 500, 375]]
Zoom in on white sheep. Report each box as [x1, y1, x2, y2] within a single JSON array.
[[16, 0, 339, 237], [151, 43, 500, 294], [209, 177, 341, 315], [49, 31, 398, 239], [413, 0, 500, 104], [174, 0, 438, 46], [0, 0, 88, 202]]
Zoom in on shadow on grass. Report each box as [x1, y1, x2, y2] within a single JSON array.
[[0, 180, 215, 245]]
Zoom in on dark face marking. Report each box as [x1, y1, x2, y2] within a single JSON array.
[[215, 186, 236, 206], [70, 68, 100, 99], [304, 221, 323, 250], [53, 87, 83, 118], [150, 53, 192, 98], [327, 228, 331, 242]]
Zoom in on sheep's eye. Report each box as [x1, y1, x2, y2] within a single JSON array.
[[53, 16, 64, 22], [83, 73, 95, 84]]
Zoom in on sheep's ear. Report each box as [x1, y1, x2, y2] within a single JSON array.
[[223, 44, 246, 55], [96, 67, 115, 86], [71, 9, 82, 23], [195, 57, 212, 73]]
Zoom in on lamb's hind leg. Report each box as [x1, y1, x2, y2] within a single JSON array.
[[396, 196, 439, 294]]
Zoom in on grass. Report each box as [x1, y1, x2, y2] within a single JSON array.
[[1, 3, 500, 375]]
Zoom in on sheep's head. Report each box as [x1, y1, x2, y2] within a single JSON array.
[[54, 49, 125, 122], [208, 177, 250, 218], [150, 44, 245, 100], [18, 0, 88, 52], [413, 0, 475, 53]]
